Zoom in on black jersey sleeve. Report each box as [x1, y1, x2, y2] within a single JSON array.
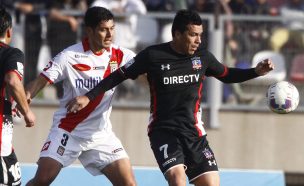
[[85, 49, 149, 101], [205, 51, 259, 83], [120, 48, 149, 79], [85, 69, 127, 101], [4, 48, 24, 78]]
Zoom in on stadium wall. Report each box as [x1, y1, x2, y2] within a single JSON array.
[[13, 103, 304, 174]]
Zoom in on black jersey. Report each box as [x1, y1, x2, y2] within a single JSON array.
[[121, 42, 258, 138], [0, 41, 24, 118], [86, 42, 259, 138]]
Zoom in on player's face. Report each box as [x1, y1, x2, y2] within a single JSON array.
[[180, 24, 203, 55], [89, 19, 115, 49]]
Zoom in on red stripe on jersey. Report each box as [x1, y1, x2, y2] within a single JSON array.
[[82, 38, 90, 52], [6, 70, 22, 80], [40, 73, 54, 84], [58, 47, 125, 132], [216, 65, 228, 78], [194, 81, 204, 137], [0, 86, 5, 153]]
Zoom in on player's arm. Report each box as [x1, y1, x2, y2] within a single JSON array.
[[205, 50, 274, 83], [25, 75, 51, 100], [218, 59, 274, 83], [66, 49, 149, 113], [5, 72, 35, 127]]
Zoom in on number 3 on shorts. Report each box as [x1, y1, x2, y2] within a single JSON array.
[[61, 133, 69, 146], [159, 144, 168, 159]]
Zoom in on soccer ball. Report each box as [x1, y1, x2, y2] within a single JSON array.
[[266, 81, 300, 114]]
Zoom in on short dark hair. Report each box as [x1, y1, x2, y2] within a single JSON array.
[[171, 9, 202, 37], [0, 7, 12, 37], [84, 6, 114, 29]]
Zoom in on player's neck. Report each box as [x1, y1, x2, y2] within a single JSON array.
[[88, 39, 109, 55], [170, 41, 186, 55]]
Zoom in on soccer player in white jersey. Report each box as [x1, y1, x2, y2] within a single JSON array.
[[25, 7, 136, 186]]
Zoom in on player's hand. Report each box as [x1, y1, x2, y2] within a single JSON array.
[[255, 58, 274, 76], [24, 109, 35, 127], [65, 96, 90, 113]]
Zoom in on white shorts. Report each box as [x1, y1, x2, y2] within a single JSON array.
[[39, 128, 129, 176]]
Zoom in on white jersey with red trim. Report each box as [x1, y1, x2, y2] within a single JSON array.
[[41, 39, 135, 139]]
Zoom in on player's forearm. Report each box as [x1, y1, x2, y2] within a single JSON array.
[[25, 76, 49, 99], [218, 68, 259, 83], [86, 69, 127, 101], [5, 74, 30, 115]]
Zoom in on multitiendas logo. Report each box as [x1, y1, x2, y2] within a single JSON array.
[[75, 77, 102, 89]]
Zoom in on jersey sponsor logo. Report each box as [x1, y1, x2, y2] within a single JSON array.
[[208, 160, 217, 166], [75, 76, 102, 89], [41, 141, 51, 152], [72, 64, 91, 71], [112, 147, 123, 154], [163, 74, 200, 85], [93, 66, 105, 70], [16, 62, 24, 76], [74, 54, 88, 58], [191, 57, 202, 70], [162, 158, 176, 167], [161, 64, 170, 70], [57, 146, 65, 156], [109, 61, 118, 72]]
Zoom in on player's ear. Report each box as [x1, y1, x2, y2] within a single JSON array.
[[85, 26, 93, 36], [6, 27, 12, 38]]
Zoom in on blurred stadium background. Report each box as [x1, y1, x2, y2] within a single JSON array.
[[6, 1, 304, 185]]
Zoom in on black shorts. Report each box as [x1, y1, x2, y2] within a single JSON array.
[[0, 151, 21, 186], [149, 130, 218, 182]]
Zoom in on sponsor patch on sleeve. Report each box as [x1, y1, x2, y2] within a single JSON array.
[[16, 62, 24, 76]]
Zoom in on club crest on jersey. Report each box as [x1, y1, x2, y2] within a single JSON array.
[[191, 57, 202, 70], [202, 148, 213, 159], [109, 61, 118, 72], [161, 64, 170, 70]]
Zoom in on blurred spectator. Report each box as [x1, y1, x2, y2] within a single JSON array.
[[91, 0, 147, 50], [14, 0, 50, 87], [222, 0, 263, 104], [270, 0, 304, 53], [189, 0, 215, 13], [92, 0, 146, 14], [46, 0, 87, 98], [144, 0, 188, 12], [92, 0, 149, 102], [240, 0, 274, 56]]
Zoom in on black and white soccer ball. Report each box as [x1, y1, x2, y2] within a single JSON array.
[[266, 81, 299, 114]]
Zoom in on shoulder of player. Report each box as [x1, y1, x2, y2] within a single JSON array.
[[57, 43, 84, 58], [111, 44, 136, 56], [1, 46, 24, 61]]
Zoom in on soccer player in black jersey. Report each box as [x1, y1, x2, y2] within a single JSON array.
[[0, 7, 36, 186], [66, 10, 274, 186]]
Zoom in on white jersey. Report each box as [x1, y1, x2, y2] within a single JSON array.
[[41, 38, 135, 139]]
